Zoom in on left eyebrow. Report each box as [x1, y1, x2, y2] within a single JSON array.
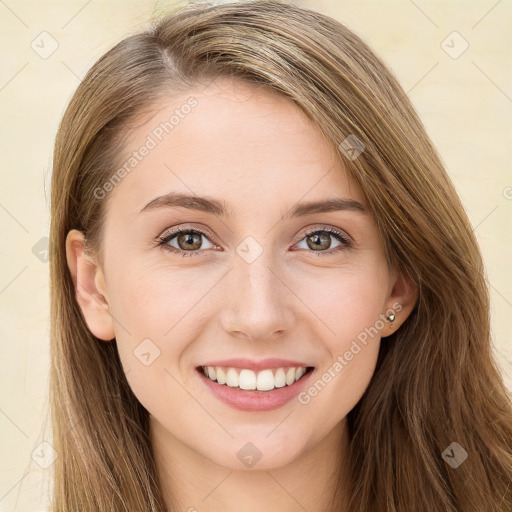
[[283, 197, 367, 218], [139, 192, 367, 217]]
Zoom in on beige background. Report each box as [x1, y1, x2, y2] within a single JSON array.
[[1, 0, 511, 510]]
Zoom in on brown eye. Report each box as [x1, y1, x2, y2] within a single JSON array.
[[157, 228, 215, 257], [294, 227, 351, 255], [176, 231, 202, 251], [306, 232, 331, 251]]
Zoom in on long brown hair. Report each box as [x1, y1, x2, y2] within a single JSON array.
[[48, 1, 512, 510]]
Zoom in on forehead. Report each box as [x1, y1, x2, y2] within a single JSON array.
[[105, 77, 366, 221]]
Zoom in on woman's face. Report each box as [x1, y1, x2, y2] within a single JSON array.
[[68, 77, 415, 470]]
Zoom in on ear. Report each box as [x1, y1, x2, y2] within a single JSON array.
[[65, 229, 115, 342], [382, 266, 418, 337]]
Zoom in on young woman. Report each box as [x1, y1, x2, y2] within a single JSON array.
[[49, 1, 512, 510]]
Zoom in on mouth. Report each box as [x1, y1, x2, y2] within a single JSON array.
[[196, 365, 315, 392]]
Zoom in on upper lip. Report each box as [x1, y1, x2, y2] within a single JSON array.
[[198, 358, 313, 372]]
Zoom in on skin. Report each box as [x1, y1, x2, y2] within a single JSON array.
[[66, 77, 417, 512]]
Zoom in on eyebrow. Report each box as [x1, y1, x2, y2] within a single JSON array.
[[139, 192, 367, 218]]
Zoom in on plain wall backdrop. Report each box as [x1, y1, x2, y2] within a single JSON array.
[[1, 0, 511, 510]]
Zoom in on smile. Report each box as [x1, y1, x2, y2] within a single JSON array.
[[199, 365, 313, 391], [196, 364, 316, 412]]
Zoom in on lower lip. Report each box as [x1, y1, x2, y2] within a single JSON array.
[[197, 367, 315, 412]]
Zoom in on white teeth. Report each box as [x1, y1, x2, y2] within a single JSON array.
[[274, 368, 286, 388], [239, 369, 257, 390], [295, 367, 305, 381], [256, 369, 274, 391], [226, 368, 239, 387], [285, 367, 296, 385], [201, 365, 310, 391], [216, 367, 226, 384]]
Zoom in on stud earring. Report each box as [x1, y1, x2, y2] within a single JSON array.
[[386, 313, 395, 322]]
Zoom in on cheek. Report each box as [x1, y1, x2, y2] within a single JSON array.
[[106, 261, 220, 396], [296, 338, 380, 441], [291, 263, 387, 415], [108, 258, 215, 340], [293, 261, 388, 346], [108, 265, 206, 424]]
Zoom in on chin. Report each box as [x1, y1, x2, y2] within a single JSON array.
[[202, 433, 309, 471]]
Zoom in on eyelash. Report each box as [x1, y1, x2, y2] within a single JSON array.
[[155, 225, 352, 258]]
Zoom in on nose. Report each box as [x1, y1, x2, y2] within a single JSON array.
[[219, 247, 296, 342]]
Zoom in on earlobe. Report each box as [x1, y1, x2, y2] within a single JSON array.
[[65, 229, 115, 342], [384, 267, 418, 335]]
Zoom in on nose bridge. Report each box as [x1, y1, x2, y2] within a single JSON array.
[[235, 234, 280, 304], [220, 234, 295, 339], [243, 244, 273, 290]]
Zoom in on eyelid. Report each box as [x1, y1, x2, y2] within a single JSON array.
[[155, 225, 221, 256], [157, 223, 217, 243], [297, 224, 352, 245], [155, 223, 352, 255]]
